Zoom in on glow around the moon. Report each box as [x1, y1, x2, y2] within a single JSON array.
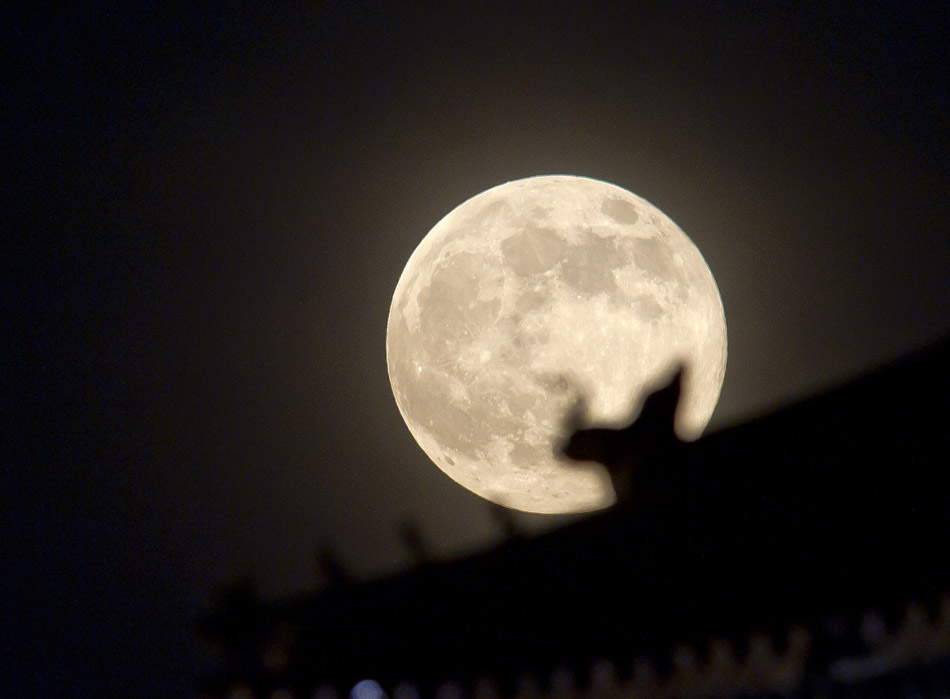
[[387, 175, 726, 513]]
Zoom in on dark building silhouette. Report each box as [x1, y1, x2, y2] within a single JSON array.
[[197, 338, 950, 698]]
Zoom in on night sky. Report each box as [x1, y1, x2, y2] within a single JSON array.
[[6, 3, 949, 696]]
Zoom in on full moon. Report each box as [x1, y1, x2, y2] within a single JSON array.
[[387, 175, 726, 513]]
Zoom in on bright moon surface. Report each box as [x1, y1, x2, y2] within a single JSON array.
[[387, 175, 726, 513]]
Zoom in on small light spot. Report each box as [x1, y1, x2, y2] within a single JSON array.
[[351, 679, 387, 699]]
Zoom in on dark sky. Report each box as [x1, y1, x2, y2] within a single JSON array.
[[5, 3, 949, 696]]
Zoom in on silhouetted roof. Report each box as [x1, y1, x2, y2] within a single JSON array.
[[198, 337, 950, 697]]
